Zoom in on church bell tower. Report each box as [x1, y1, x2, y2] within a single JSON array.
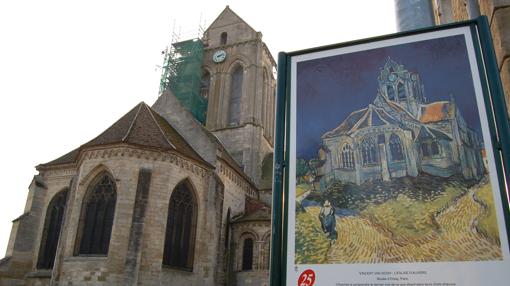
[[202, 6, 276, 188]]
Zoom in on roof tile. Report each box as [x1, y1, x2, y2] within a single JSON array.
[[41, 102, 207, 167]]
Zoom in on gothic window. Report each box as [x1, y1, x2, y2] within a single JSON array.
[[242, 238, 253, 271], [361, 138, 378, 166], [225, 208, 231, 248], [37, 190, 67, 269], [220, 32, 227, 45], [341, 144, 355, 169], [431, 141, 440, 156], [387, 85, 395, 100], [262, 71, 268, 135], [397, 82, 406, 100], [201, 70, 210, 99], [270, 88, 276, 139], [232, 151, 244, 170], [228, 65, 243, 126], [421, 142, 430, 157], [76, 174, 116, 256], [389, 134, 404, 161], [163, 181, 197, 270], [262, 234, 270, 270], [261, 154, 274, 188]]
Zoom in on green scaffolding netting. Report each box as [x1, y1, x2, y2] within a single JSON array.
[[160, 39, 207, 124]]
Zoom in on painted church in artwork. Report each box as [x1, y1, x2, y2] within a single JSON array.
[[320, 58, 484, 186]]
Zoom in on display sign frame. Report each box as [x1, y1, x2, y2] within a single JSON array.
[[270, 17, 510, 286]]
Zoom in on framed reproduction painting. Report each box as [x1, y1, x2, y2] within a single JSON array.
[[271, 17, 510, 286]]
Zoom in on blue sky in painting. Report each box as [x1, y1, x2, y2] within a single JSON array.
[[296, 34, 482, 160]]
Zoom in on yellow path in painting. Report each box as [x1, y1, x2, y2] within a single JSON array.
[[318, 188, 502, 263]]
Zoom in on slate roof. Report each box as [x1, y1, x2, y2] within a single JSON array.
[[41, 148, 80, 166], [39, 102, 208, 167], [233, 196, 271, 223], [373, 93, 418, 122], [416, 126, 452, 141], [419, 101, 454, 123], [322, 104, 400, 138]]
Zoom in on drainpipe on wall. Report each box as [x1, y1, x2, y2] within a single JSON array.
[[395, 0, 435, 32]]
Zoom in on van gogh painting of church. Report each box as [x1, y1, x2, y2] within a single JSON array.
[[294, 34, 503, 265], [321, 56, 483, 185]]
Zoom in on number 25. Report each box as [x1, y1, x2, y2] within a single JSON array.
[[300, 273, 313, 286]]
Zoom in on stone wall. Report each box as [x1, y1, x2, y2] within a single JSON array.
[[485, 2, 510, 114], [432, 0, 510, 116], [27, 146, 217, 286], [231, 220, 270, 286], [0, 169, 74, 286], [202, 8, 276, 187]]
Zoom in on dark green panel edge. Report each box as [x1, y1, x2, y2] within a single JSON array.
[[269, 17, 510, 286]]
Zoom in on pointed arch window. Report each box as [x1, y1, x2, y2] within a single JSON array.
[[201, 70, 210, 99], [262, 71, 268, 134], [220, 32, 227, 45], [242, 238, 253, 271], [37, 190, 68, 269], [421, 142, 430, 157], [228, 65, 243, 126], [389, 134, 404, 161], [163, 181, 197, 270], [261, 154, 273, 188], [387, 85, 395, 100], [76, 174, 116, 255], [361, 138, 378, 166], [262, 235, 270, 270], [431, 141, 440, 156], [225, 208, 231, 248], [397, 82, 406, 100], [341, 144, 355, 169]]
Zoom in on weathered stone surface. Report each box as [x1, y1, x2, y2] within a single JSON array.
[[479, 0, 510, 20], [1, 6, 273, 286], [500, 58, 510, 116], [123, 169, 152, 286], [490, 6, 510, 68]]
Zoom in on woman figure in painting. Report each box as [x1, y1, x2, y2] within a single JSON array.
[[319, 199, 337, 245]]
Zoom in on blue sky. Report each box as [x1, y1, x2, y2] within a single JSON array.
[[296, 34, 482, 160]]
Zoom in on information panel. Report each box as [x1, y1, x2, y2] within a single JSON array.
[[272, 20, 510, 286]]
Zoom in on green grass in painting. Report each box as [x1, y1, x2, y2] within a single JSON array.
[[295, 208, 330, 264], [361, 186, 464, 240], [474, 183, 500, 244], [296, 184, 311, 198]]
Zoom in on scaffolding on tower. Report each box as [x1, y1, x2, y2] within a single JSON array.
[[159, 24, 207, 124]]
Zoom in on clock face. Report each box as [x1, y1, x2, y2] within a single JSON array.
[[388, 73, 397, 82], [213, 50, 226, 63]]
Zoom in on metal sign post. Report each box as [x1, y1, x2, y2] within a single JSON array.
[[271, 17, 510, 286]]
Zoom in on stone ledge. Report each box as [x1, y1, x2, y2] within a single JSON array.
[[25, 270, 51, 278], [161, 265, 194, 274], [63, 256, 107, 262]]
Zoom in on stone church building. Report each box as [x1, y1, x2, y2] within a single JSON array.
[[0, 7, 275, 286], [321, 58, 484, 185]]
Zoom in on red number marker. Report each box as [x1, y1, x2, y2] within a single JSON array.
[[298, 269, 316, 286]]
